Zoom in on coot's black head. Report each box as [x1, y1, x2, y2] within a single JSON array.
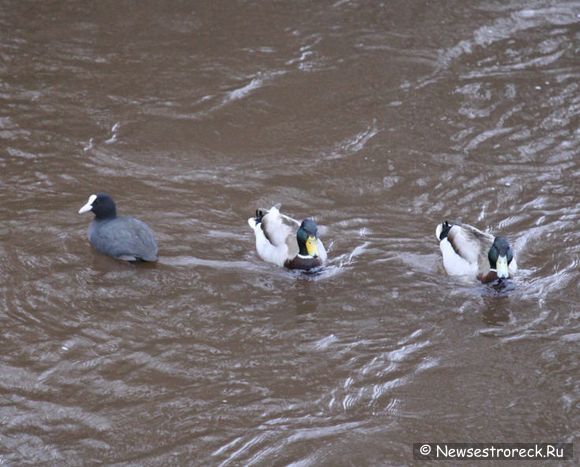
[[78, 193, 117, 219], [488, 236, 514, 279], [297, 218, 319, 257]]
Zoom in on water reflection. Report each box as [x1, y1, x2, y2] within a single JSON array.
[[481, 296, 512, 326]]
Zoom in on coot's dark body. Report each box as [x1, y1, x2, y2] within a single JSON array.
[[88, 216, 158, 262]]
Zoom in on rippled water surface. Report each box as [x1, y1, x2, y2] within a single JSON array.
[[1, 0, 579, 464]]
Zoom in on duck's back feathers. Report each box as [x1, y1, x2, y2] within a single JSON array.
[[435, 221, 491, 277], [260, 207, 300, 257], [447, 222, 493, 265]]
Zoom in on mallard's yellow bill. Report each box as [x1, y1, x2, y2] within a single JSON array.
[[306, 236, 318, 257], [496, 255, 509, 279]]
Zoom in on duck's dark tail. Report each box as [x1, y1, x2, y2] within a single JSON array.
[[255, 209, 265, 224], [437, 220, 453, 241]]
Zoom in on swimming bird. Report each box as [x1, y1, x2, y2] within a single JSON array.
[[247, 206, 327, 270], [435, 221, 517, 283], [79, 193, 158, 262]]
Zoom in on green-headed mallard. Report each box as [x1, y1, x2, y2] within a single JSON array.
[[247, 206, 327, 270], [435, 220, 517, 283]]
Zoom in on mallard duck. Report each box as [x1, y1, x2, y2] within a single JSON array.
[[79, 193, 158, 262], [435, 220, 517, 283], [247, 206, 327, 270]]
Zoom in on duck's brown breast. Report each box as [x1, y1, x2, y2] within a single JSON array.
[[284, 256, 322, 271]]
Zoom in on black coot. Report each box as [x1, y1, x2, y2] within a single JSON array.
[[78, 193, 158, 262]]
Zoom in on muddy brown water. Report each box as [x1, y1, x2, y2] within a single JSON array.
[[1, 1, 578, 465]]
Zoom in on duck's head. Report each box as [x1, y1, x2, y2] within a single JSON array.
[[488, 236, 514, 279], [297, 219, 319, 258], [79, 193, 117, 219]]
